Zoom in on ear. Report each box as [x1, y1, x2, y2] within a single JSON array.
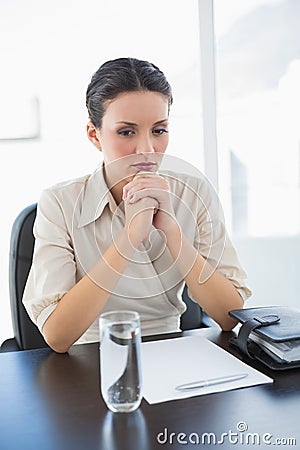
[[87, 121, 102, 151]]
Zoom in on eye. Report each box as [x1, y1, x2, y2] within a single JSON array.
[[153, 128, 168, 135], [117, 129, 135, 136]]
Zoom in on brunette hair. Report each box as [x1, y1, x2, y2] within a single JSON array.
[[86, 57, 173, 128]]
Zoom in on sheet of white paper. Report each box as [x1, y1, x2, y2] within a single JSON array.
[[140, 335, 273, 404]]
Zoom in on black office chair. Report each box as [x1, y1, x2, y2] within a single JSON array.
[[0, 203, 209, 352], [180, 285, 203, 330], [180, 285, 214, 330], [1, 204, 48, 352]]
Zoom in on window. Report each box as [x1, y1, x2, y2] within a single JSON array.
[[214, 0, 300, 307]]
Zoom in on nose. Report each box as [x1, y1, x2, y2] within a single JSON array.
[[135, 135, 155, 154]]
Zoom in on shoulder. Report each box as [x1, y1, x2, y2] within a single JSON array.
[[43, 173, 91, 199], [38, 171, 97, 209], [161, 169, 214, 198], [161, 169, 223, 218], [37, 173, 93, 221]]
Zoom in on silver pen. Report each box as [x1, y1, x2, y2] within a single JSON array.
[[175, 373, 248, 391]]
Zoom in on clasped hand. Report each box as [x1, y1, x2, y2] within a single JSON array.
[[122, 172, 176, 248]]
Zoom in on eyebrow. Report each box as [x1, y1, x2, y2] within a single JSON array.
[[116, 119, 169, 126]]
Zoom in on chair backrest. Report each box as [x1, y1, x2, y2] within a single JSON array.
[[180, 284, 204, 330], [8, 203, 48, 350]]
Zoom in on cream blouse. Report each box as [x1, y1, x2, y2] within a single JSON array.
[[23, 165, 251, 344]]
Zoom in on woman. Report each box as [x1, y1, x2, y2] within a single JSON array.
[[23, 57, 251, 353]]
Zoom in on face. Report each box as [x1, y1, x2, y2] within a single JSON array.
[[87, 91, 169, 189]]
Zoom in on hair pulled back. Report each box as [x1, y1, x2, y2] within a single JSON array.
[[86, 57, 173, 129]]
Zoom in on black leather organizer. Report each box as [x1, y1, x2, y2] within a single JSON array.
[[229, 306, 300, 370]]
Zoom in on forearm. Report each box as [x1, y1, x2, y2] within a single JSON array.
[[165, 224, 243, 330], [42, 229, 136, 353]]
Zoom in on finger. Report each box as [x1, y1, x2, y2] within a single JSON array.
[[124, 172, 160, 194], [124, 196, 159, 213], [127, 189, 163, 205], [133, 170, 158, 178], [125, 178, 168, 199]]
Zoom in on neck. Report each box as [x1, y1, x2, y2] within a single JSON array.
[[110, 181, 126, 205], [103, 167, 133, 205]]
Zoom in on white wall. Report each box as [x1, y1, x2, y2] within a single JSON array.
[[234, 236, 300, 308]]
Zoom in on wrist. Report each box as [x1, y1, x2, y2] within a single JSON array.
[[163, 220, 182, 245], [117, 228, 139, 257], [122, 225, 145, 251]]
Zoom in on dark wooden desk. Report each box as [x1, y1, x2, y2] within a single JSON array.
[[0, 328, 299, 450]]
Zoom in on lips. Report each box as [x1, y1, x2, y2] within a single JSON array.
[[132, 162, 156, 171]]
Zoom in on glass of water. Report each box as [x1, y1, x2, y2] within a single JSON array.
[[99, 310, 143, 413]]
